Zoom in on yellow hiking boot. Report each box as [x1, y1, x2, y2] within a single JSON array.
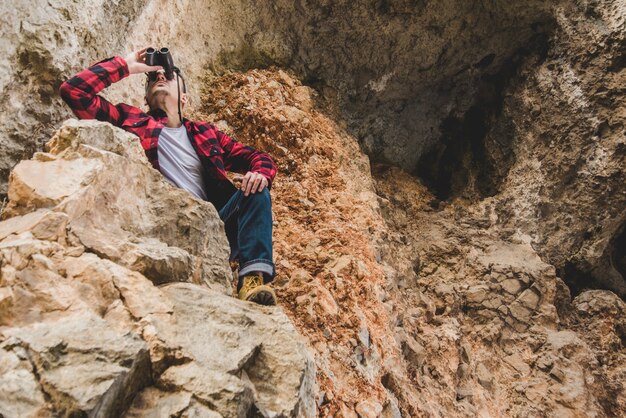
[[238, 274, 277, 306]]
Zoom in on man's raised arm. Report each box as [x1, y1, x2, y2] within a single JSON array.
[[59, 49, 161, 126]]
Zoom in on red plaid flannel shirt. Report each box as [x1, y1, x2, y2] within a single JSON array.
[[60, 56, 277, 207]]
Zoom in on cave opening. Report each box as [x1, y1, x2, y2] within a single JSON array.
[[414, 55, 520, 201], [414, 33, 550, 202], [558, 262, 599, 300], [414, 99, 494, 201], [559, 222, 626, 301]]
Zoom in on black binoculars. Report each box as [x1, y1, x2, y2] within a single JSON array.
[[145, 47, 176, 81]]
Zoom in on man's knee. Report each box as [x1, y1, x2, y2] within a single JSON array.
[[243, 188, 271, 206]]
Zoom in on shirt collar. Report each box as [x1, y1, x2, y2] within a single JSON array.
[[148, 108, 193, 131], [148, 108, 168, 119]]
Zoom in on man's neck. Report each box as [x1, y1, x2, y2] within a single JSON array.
[[155, 100, 182, 128], [165, 113, 183, 128]]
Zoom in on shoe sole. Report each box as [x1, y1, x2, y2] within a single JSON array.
[[246, 287, 277, 306]]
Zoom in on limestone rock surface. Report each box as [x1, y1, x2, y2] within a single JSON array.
[[480, 0, 626, 297], [0, 120, 316, 417], [4, 0, 624, 300], [4, 119, 232, 291], [375, 165, 626, 416], [0, 0, 572, 198]]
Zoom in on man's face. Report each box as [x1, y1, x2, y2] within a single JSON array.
[[145, 70, 187, 111]]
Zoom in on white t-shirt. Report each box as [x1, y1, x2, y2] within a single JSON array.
[[157, 125, 208, 200]]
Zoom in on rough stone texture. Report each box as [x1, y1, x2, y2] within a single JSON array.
[[245, 0, 557, 172], [2, 313, 151, 417], [0, 0, 576, 198], [1, 0, 625, 414], [200, 68, 625, 416], [127, 283, 316, 418], [475, 0, 626, 298], [4, 119, 232, 291], [374, 166, 626, 417], [3, 0, 623, 298], [0, 121, 316, 417], [199, 70, 399, 415]]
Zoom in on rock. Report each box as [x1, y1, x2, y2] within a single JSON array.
[[329, 254, 354, 276], [501, 278, 523, 295], [6, 120, 232, 292], [508, 301, 533, 323], [517, 288, 541, 310], [481, 296, 504, 310], [0, 287, 13, 321], [535, 353, 557, 372], [545, 331, 584, 353], [358, 324, 371, 348], [1, 3, 624, 411], [503, 353, 530, 376], [455, 385, 474, 400], [6, 158, 103, 215], [1, 313, 151, 417], [158, 363, 254, 416], [46, 118, 146, 161], [0, 348, 49, 417], [482, 1, 626, 297], [339, 403, 359, 418], [30, 211, 69, 241], [475, 362, 493, 390], [381, 397, 402, 418], [313, 280, 340, 316], [0, 209, 48, 240], [355, 400, 383, 418], [573, 290, 625, 317], [0, 121, 317, 417], [124, 389, 193, 418], [466, 285, 488, 304], [401, 333, 426, 368], [142, 283, 317, 417]]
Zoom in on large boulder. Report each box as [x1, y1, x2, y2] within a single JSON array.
[[4, 119, 232, 291], [0, 120, 316, 417]]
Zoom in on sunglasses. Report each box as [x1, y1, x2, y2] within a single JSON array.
[[145, 68, 186, 93]]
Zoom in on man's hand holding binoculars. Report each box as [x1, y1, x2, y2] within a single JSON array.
[[124, 48, 163, 75]]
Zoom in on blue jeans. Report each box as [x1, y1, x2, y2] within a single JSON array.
[[218, 188, 275, 287]]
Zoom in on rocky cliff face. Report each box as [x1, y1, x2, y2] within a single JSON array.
[[196, 65, 625, 416], [1, 0, 625, 417], [479, 1, 626, 299]]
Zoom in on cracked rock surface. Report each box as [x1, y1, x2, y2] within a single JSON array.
[[1, 0, 625, 414], [198, 68, 625, 416], [0, 120, 316, 417]]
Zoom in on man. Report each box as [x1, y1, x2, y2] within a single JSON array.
[[60, 48, 278, 305]]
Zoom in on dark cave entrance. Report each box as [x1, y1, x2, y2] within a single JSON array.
[[415, 99, 501, 201], [559, 222, 626, 300], [558, 262, 599, 300], [414, 57, 520, 201], [414, 33, 550, 202]]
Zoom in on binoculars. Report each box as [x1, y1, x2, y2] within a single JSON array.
[[145, 47, 176, 81]]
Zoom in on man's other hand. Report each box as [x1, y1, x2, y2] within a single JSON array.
[[240, 172, 268, 196], [124, 48, 163, 75]]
